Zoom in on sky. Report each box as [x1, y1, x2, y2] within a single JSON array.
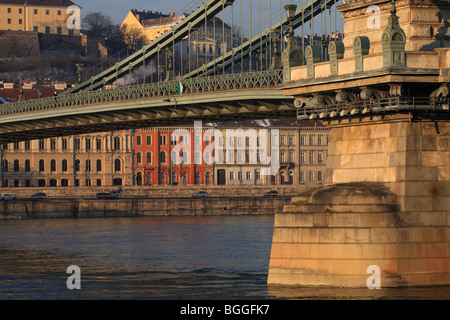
[[74, 0, 344, 36]]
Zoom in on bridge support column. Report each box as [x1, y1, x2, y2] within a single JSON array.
[[268, 114, 450, 288]]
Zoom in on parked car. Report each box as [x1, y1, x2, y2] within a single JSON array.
[[31, 192, 47, 200], [97, 190, 120, 199], [192, 191, 209, 197], [0, 97, 10, 105], [0, 194, 16, 200], [265, 190, 279, 197]]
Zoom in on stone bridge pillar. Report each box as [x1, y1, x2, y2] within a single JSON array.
[[268, 0, 450, 289]]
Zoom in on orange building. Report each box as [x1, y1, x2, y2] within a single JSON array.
[[134, 127, 214, 186]]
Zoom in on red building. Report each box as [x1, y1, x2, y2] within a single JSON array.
[[133, 127, 215, 186]]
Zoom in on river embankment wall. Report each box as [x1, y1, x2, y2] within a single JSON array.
[[0, 196, 292, 219]]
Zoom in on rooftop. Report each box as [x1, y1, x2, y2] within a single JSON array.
[[0, 0, 78, 7]]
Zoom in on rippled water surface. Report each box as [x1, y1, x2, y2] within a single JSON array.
[[1, 215, 449, 300]]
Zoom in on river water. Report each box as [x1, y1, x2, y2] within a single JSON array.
[[1, 215, 449, 301]]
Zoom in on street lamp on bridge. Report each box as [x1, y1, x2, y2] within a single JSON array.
[[281, 4, 303, 82]]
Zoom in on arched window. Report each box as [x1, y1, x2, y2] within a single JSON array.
[[114, 137, 121, 150], [96, 159, 102, 172], [300, 171, 305, 182], [51, 159, 56, 172], [1, 160, 7, 172], [62, 159, 68, 172], [86, 160, 91, 172], [159, 151, 166, 163], [114, 159, 120, 172], [195, 172, 201, 184], [14, 160, 19, 172], [75, 159, 80, 172], [318, 171, 323, 182], [309, 171, 314, 181], [182, 172, 187, 184], [39, 160, 44, 172], [25, 160, 30, 172], [146, 152, 152, 165], [146, 172, 152, 185], [205, 171, 211, 184], [160, 172, 165, 183], [136, 152, 142, 164]]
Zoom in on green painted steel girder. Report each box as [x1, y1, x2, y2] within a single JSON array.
[[63, 0, 236, 95], [184, 0, 337, 78]]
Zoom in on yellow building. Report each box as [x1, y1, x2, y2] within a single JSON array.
[[120, 9, 180, 43], [0, 0, 80, 36]]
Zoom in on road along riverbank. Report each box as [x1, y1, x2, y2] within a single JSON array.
[[0, 196, 292, 219]]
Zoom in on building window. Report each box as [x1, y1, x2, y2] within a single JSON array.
[[50, 139, 56, 150], [39, 160, 44, 172], [114, 159, 121, 172], [309, 135, 315, 145], [46, 9, 50, 15], [34, 9, 38, 14], [62, 160, 68, 172], [318, 135, 323, 145], [280, 152, 286, 163], [160, 152, 166, 163], [300, 135, 306, 145], [7, 8, 11, 14], [147, 173, 152, 185], [86, 160, 91, 172], [25, 141, 30, 150], [2, 160, 7, 172], [114, 137, 121, 150], [318, 171, 323, 182], [309, 171, 314, 181], [318, 152, 324, 163], [7, 19, 11, 25], [19, 19, 22, 25], [238, 171, 243, 181], [300, 171, 305, 182], [45, 27, 50, 33], [97, 179, 102, 187], [229, 172, 234, 180], [86, 139, 91, 151], [13, 142, 19, 150], [58, 10, 61, 15], [51, 160, 56, 172], [195, 172, 201, 184], [160, 172, 166, 184], [159, 135, 166, 146], [147, 135, 152, 145], [75, 139, 80, 150], [136, 135, 142, 146], [96, 160, 102, 172], [14, 160, 19, 172], [75, 160, 80, 172], [280, 136, 286, 146], [136, 152, 142, 164], [309, 151, 314, 163], [289, 135, 294, 146], [206, 172, 211, 183], [61, 179, 69, 187], [25, 160, 30, 172], [146, 152, 152, 165], [39, 139, 45, 150], [62, 139, 68, 150], [246, 172, 251, 180], [96, 139, 102, 150], [289, 151, 294, 163], [86, 179, 91, 187]]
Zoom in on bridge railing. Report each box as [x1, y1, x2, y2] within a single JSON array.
[[297, 96, 450, 120], [0, 70, 283, 116]]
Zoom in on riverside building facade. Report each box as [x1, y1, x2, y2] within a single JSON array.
[[0, 120, 329, 188]]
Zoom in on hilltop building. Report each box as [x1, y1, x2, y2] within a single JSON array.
[[0, 0, 81, 36]]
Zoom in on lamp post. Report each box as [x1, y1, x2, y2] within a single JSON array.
[[76, 63, 84, 84], [269, 29, 281, 69], [281, 4, 303, 82]]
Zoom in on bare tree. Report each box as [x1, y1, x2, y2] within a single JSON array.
[[82, 12, 115, 39], [117, 24, 148, 52]]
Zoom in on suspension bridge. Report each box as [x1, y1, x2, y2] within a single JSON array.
[[0, 0, 344, 144]]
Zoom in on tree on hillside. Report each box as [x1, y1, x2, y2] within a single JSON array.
[[82, 12, 116, 38], [117, 24, 149, 52]]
